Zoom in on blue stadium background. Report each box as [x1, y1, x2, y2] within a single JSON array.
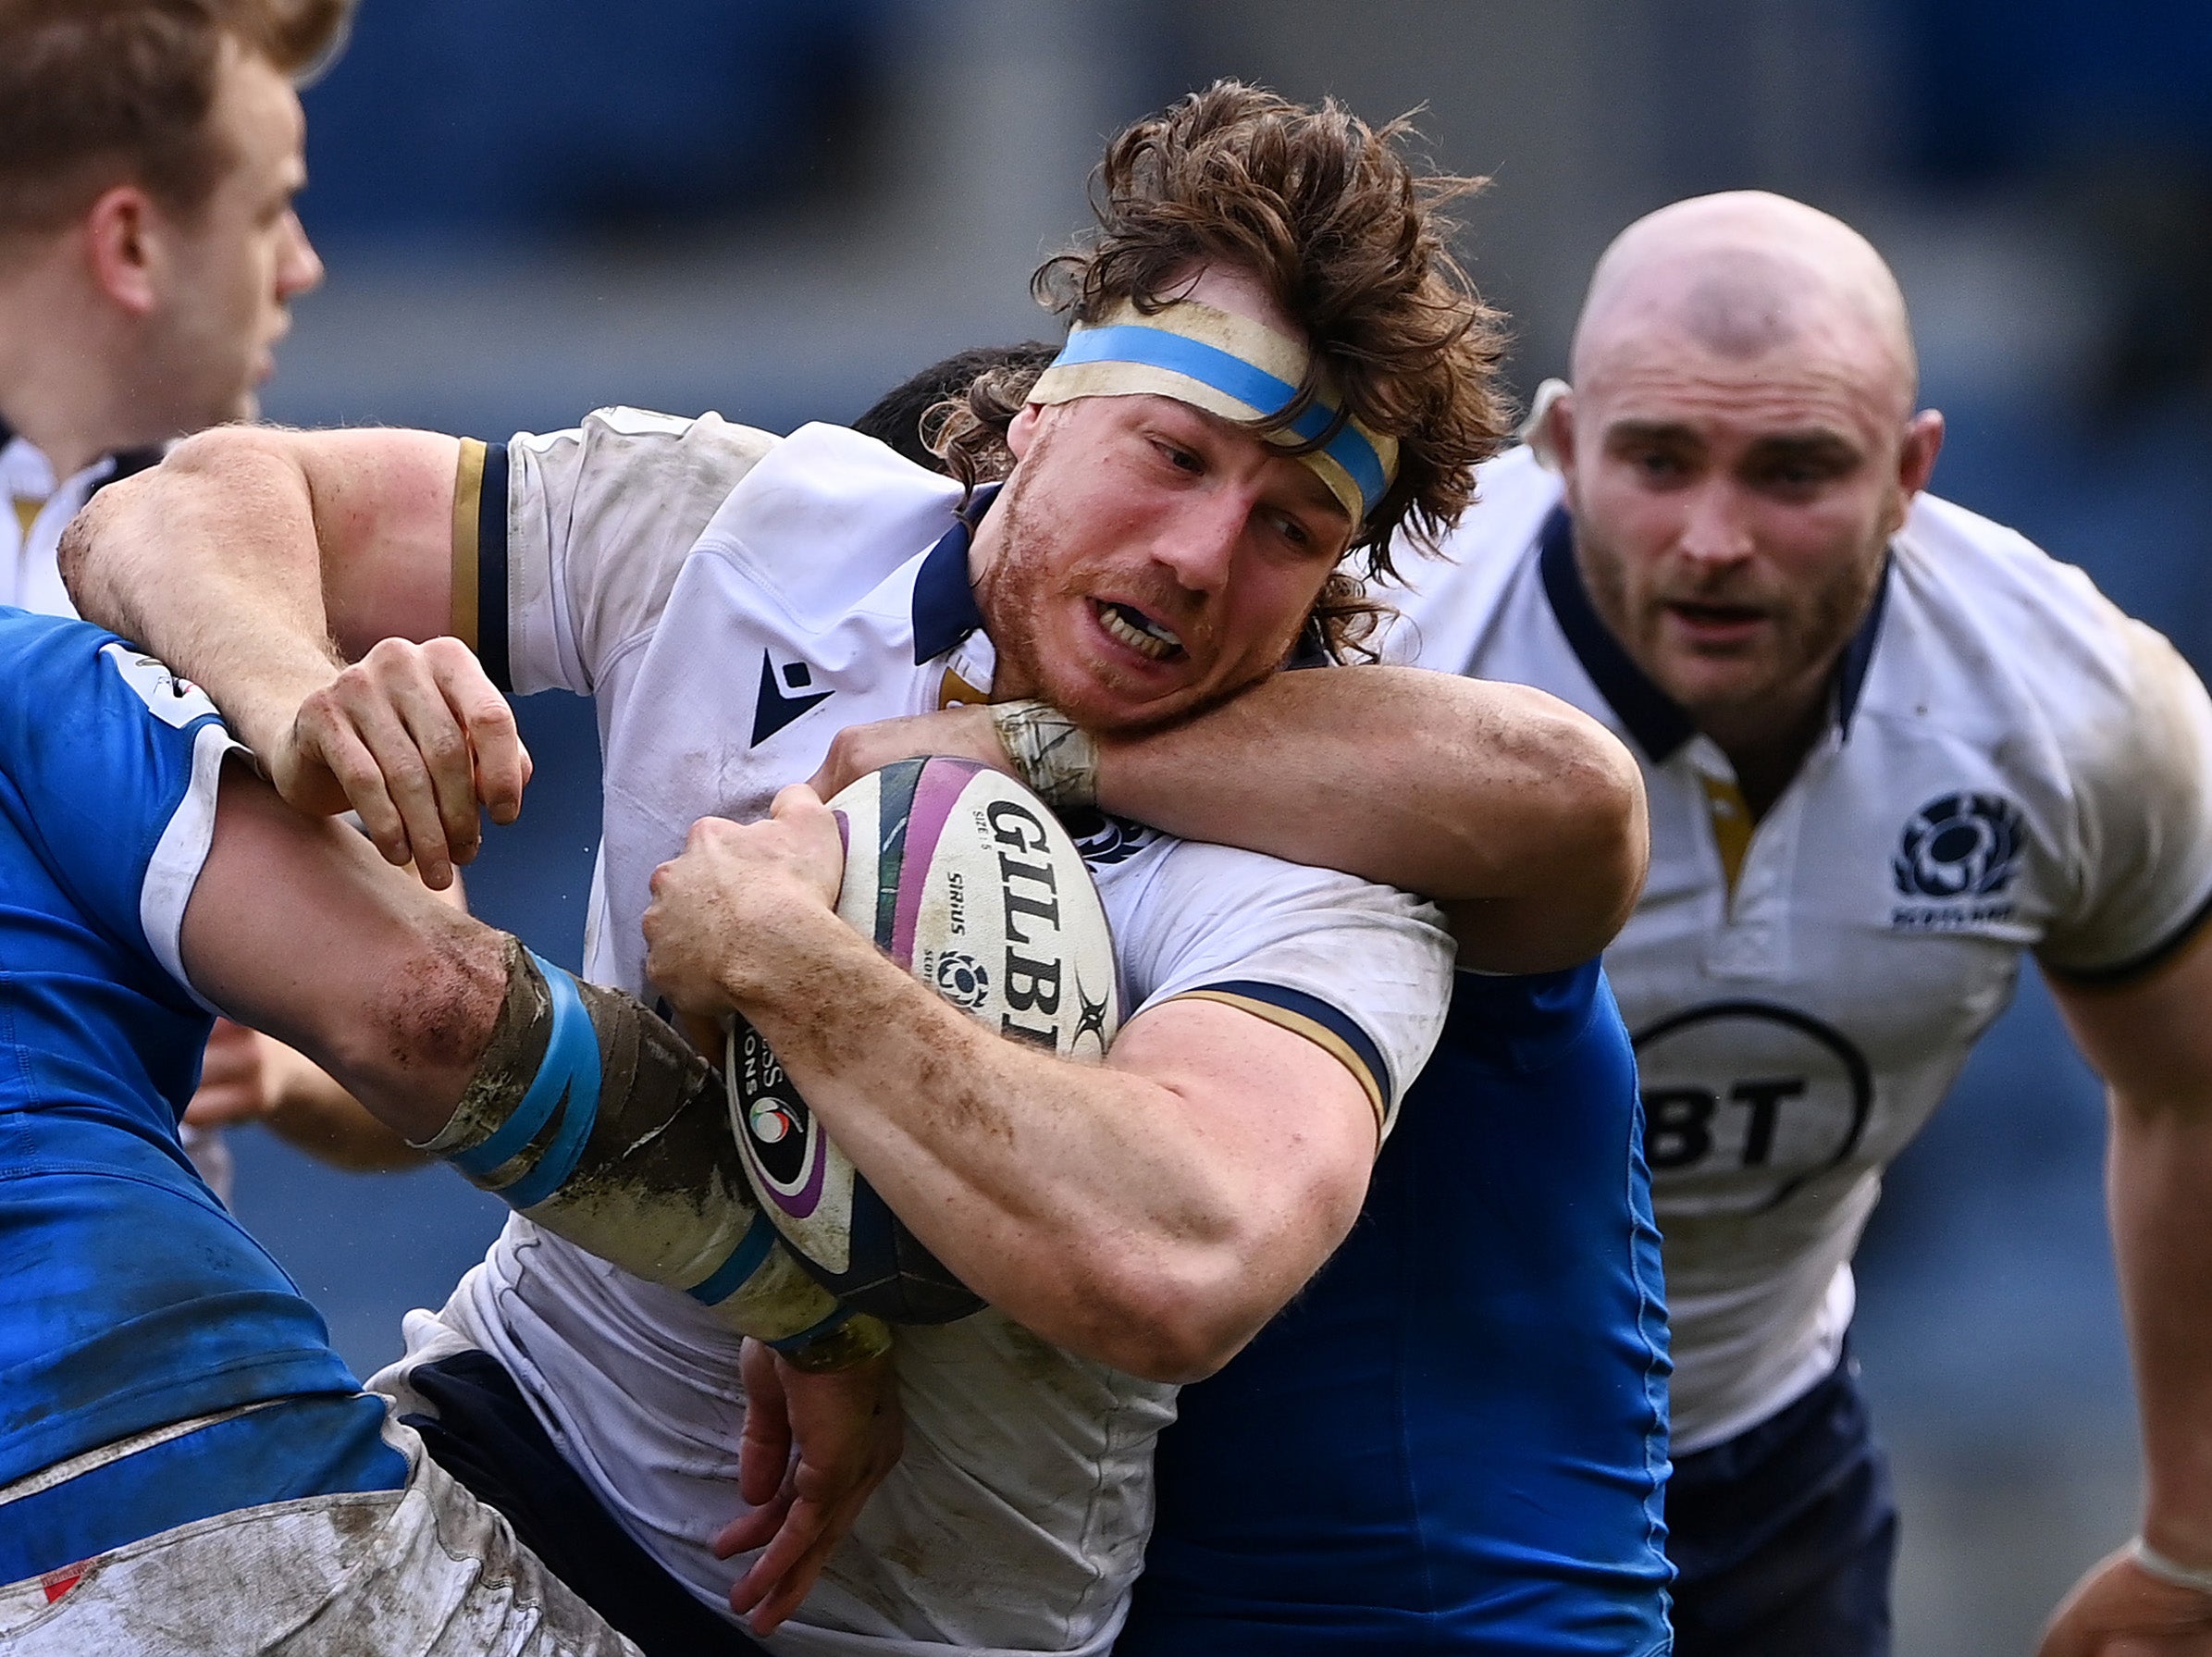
[[226, 6, 2212, 1651]]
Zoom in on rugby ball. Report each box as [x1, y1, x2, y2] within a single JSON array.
[[727, 757, 1120, 1322]]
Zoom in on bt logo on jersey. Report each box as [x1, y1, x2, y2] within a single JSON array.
[[1634, 1002, 1874, 1215]]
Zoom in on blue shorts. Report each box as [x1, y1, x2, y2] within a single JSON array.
[[1665, 1351, 1897, 1657]]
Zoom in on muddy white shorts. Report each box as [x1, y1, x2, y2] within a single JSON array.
[[0, 1402, 639, 1656]]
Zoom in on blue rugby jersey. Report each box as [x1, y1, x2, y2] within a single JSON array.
[[1125, 962, 1674, 1655], [0, 611, 379, 1501]]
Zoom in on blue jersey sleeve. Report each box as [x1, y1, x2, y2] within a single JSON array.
[[0, 611, 242, 997]]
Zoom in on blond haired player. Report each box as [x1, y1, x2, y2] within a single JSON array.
[[0, 0, 417, 1189]]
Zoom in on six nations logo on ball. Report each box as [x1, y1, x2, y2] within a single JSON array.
[[728, 1014, 855, 1273]]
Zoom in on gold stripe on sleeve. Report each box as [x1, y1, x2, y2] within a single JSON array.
[[1169, 989, 1390, 1143], [451, 437, 487, 650]]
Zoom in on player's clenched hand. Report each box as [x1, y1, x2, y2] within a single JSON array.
[[276, 637, 529, 890], [2038, 1547, 2212, 1657], [643, 785, 845, 1016], [808, 706, 1011, 800], [714, 1334, 903, 1635]]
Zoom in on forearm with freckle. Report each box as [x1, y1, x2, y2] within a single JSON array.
[[62, 432, 344, 756], [2108, 1088, 2212, 1563], [723, 904, 1291, 1377], [1091, 667, 1648, 965], [296, 909, 513, 1144]]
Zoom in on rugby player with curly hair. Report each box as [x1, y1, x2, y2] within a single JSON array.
[[65, 84, 1650, 1656]]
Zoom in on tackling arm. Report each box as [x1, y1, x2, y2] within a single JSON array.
[[179, 761, 867, 1351], [2041, 934, 2212, 1655], [179, 760, 900, 1627], [811, 667, 1650, 973], [643, 787, 1379, 1384], [1090, 667, 1648, 970], [60, 427, 524, 888]]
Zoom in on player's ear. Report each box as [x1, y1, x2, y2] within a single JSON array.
[[1524, 378, 1574, 476], [81, 183, 161, 318], [1006, 402, 1044, 461], [1897, 409, 1944, 500]]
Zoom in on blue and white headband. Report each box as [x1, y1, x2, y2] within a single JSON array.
[[1027, 299, 1400, 525]]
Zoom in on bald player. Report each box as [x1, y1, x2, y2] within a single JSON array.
[[1378, 191, 2212, 1655]]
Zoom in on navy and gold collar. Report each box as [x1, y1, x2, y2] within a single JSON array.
[[1536, 504, 1889, 764], [910, 482, 997, 665]]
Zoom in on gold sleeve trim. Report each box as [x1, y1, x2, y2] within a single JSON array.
[[451, 437, 486, 650], [1170, 989, 1390, 1143]]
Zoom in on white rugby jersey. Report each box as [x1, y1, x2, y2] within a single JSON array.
[[413, 411, 1452, 1655], [1386, 445, 2212, 1453]]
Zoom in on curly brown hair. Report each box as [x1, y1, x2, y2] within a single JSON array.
[[0, 0, 350, 235], [933, 81, 1510, 657]]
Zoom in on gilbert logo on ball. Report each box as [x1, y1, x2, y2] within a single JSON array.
[[727, 756, 1120, 1322]]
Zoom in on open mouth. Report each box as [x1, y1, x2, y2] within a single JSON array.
[[1094, 600, 1185, 663]]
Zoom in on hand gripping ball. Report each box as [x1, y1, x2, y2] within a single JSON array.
[[726, 757, 1120, 1322]]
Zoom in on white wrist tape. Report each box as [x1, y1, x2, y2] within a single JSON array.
[[2131, 1536, 2212, 1596], [990, 699, 1100, 810]]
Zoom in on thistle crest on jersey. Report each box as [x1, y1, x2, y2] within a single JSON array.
[[1892, 792, 2024, 901], [728, 755, 1120, 1320]]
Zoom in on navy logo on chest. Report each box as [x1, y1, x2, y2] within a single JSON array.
[[1064, 810, 1159, 868], [751, 653, 833, 746], [1890, 791, 2023, 931]]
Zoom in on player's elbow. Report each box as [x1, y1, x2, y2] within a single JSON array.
[[1558, 721, 1650, 942], [1078, 1260, 1258, 1384], [1448, 709, 1648, 971], [55, 485, 135, 628], [59, 427, 298, 622], [1523, 690, 1646, 859], [1456, 687, 1648, 901], [1516, 702, 1648, 950]]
